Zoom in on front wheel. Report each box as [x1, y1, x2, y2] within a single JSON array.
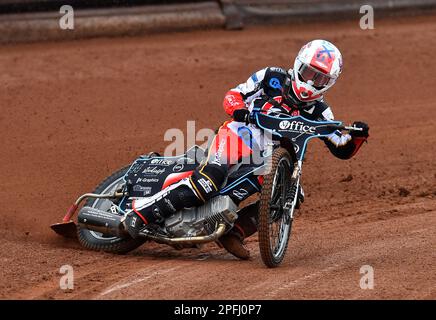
[[258, 147, 295, 268], [77, 166, 146, 254]]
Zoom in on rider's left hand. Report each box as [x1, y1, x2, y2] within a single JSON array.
[[351, 121, 369, 138]]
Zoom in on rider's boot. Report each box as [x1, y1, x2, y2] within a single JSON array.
[[123, 178, 202, 238], [218, 203, 258, 260], [219, 226, 250, 260]]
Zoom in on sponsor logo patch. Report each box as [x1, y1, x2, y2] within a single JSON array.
[[269, 77, 282, 90], [198, 178, 213, 194], [279, 120, 316, 134], [173, 164, 184, 172], [269, 67, 285, 73], [232, 188, 249, 200], [142, 166, 166, 176], [130, 216, 137, 227], [211, 138, 226, 166], [133, 185, 152, 196], [150, 159, 174, 166], [279, 120, 291, 130], [136, 177, 159, 183]]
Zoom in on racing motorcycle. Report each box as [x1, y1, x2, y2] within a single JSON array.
[[51, 112, 362, 268]]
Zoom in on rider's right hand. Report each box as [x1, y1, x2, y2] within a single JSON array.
[[232, 108, 251, 124], [350, 121, 369, 138]]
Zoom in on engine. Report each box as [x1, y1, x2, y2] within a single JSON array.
[[164, 195, 239, 238]]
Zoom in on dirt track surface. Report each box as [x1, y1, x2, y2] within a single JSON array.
[[0, 15, 435, 300]]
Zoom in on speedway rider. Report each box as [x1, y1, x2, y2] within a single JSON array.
[[124, 40, 370, 259]]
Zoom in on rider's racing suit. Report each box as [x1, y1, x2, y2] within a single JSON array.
[[223, 67, 367, 160], [127, 67, 368, 240]]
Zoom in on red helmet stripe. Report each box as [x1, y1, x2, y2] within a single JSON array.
[[310, 45, 336, 74], [292, 81, 322, 101]]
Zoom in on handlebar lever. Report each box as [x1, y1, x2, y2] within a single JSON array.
[[343, 125, 363, 131]]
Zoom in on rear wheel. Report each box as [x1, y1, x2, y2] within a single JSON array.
[[258, 147, 295, 268], [77, 166, 146, 254]]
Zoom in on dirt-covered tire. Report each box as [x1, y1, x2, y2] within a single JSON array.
[[77, 166, 146, 254], [258, 147, 294, 268]]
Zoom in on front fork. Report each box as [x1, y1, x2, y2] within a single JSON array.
[[264, 142, 302, 220], [284, 160, 302, 220]]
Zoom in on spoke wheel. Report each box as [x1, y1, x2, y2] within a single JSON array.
[[258, 147, 295, 268], [77, 166, 146, 254]]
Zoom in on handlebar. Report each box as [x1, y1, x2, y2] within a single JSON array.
[[250, 111, 363, 131]]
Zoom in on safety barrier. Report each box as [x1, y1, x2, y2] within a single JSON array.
[[1, 0, 436, 43]]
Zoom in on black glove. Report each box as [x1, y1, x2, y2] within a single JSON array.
[[350, 121, 369, 138], [232, 109, 250, 124]]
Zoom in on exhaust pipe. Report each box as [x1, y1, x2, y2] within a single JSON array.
[[78, 206, 227, 245], [78, 206, 128, 237], [51, 191, 126, 238], [140, 223, 227, 245]]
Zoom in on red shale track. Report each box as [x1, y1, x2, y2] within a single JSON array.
[[0, 14, 435, 299]]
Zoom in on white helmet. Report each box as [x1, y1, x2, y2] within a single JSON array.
[[291, 39, 343, 102]]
